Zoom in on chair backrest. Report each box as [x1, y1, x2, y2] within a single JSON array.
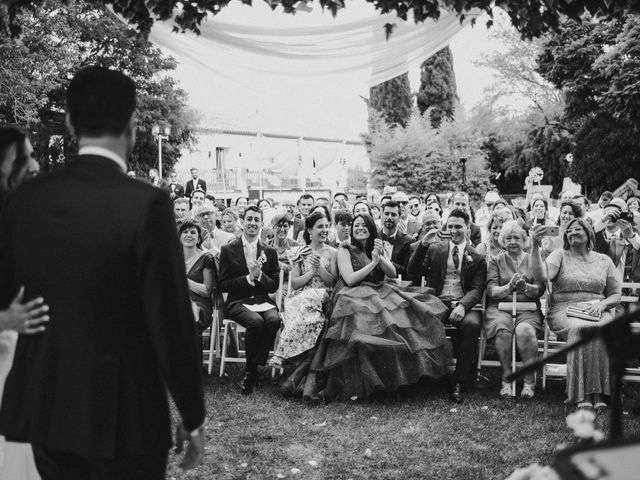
[[621, 281, 640, 305]]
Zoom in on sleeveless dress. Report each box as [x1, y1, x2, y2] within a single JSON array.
[[185, 251, 218, 336], [275, 251, 331, 360], [306, 245, 452, 400], [546, 250, 620, 403]]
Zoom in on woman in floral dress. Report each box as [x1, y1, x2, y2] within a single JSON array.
[[270, 211, 337, 368]]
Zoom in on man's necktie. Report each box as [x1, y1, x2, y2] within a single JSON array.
[[452, 245, 460, 270]]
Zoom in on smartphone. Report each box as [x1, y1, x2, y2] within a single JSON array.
[[620, 211, 634, 222], [541, 226, 559, 237]]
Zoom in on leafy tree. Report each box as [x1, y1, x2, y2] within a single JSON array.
[[369, 73, 413, 128], [416, 46, 458, 128], [470, 22, 569, 195], [369, 108, 490, 198], [6, 1, 640, 40], [0, 0, 197, 175], [537, 15, 640, 194]]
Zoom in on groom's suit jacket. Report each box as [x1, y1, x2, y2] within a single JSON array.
[[0, 155, 205, 459], [218, 237, 280, 308]]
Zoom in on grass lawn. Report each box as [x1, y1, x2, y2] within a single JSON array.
[[167, 364, 640, 480]]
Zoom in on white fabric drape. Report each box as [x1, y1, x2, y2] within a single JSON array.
[[149, 7, 475, 87]]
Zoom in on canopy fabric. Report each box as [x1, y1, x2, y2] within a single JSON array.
[[149, 6, 474, 87]]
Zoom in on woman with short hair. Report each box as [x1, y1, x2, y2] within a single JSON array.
[[484, 221, 545, 398]]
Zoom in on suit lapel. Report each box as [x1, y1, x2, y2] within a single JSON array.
[[236, 239, 249, 275], [439, 242, 448, 283]]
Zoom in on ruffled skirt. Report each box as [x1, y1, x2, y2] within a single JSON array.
[[302, 281, 452, 400]]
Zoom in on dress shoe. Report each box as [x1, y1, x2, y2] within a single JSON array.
[[239, 373, 257, 395], [451, 382, 464, 404]]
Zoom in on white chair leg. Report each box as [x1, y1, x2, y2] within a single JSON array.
[[219, 322, 229, 377], [511, 292, 517, 399]]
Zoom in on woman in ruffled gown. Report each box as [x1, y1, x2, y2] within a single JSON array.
[[305, 213, 452, 401], [270, 211, 337, 368]]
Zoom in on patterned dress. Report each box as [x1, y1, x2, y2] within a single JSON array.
[[275, 252, 331, 360], [546, 250, 620, 403]]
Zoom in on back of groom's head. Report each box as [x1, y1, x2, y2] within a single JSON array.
[[67, 66, 136, 138]]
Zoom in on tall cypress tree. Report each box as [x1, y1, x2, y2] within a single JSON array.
[[369, 72, 413, 128], [417, 46, 458, 128]]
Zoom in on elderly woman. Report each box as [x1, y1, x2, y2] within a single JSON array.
[[485, 221, 546, 398], [532, 218, 621, 409], [179, 220, 217, 336]]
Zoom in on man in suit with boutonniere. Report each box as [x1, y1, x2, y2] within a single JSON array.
[[407, 208, 486, 404], [219, 205, 281, 394], [0, 66, 205, 479], [184, 167, 206, 197]]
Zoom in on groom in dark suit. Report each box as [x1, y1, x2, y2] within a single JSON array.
[[408, 208, 486, 403], [0, 66, 205, 479], [219, 205, 281, 394]]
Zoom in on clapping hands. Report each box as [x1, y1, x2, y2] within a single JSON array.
[[372, 238, 384, 263], [248, 260, 262, 280], [307, 252, 321, 272]]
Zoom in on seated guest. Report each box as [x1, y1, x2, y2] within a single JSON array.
[[449, 191, 482, 246], [308, 214, 451, 401], [541, 200, 582, 258], [179, 221, 217, 336], [378, 200, 413, 279], [392, 191, 420, 239], [627, 196, 640, 213], [221, 207, 242, 237], [329, 209, 353, 247], [370, 204, 382, 228], [527, 197, 554, 228], [190, 189, 206, 216], [593, 198, 640, 281], [485, 221, 545, 398], [476, 211, 509, 262], [293, 193, 314, 239], [531, 219, 621, 409], [267, 212, 301, 275], [415, 209, 442, 243], [352, 200, 371, 217], [296, 204, 336, 244], [331, 198, 348, 214], [219, 206, 281, 394], [408, 208, 487, 403], [270, 212, 337, 369], [195, 204, 235, 255], [174, 197, 190, 225]]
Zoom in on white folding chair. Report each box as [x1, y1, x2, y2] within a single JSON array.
[[497, 292, 539, 399]]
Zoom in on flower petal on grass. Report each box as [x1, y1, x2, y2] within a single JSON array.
[[364, 448, 373, 458], [308, 460, 318, 467], [291, 468, 301, 475]]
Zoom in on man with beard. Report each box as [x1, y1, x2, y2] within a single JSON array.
[[378, 201, 413, 280]]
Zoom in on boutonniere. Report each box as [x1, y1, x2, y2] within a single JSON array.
[[465, 254, 473, 263], [257, 251, 267, 266]]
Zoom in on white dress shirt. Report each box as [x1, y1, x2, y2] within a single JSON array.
[[78, 146, 126, 172]]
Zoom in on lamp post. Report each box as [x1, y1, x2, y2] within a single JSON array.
[[152, 125, 170, 179], [459, 157, 467, 192]]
